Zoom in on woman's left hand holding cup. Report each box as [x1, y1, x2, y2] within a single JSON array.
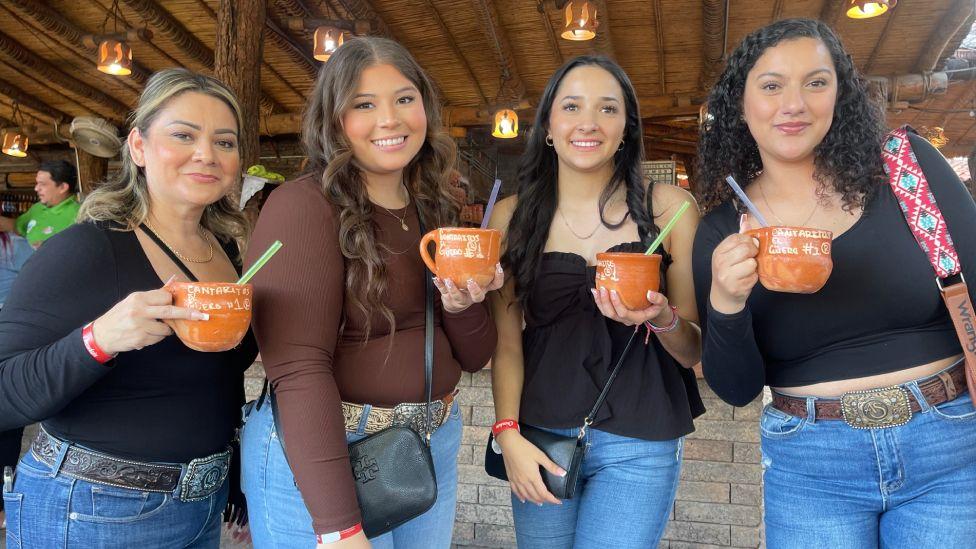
[[591, 286, 674, 327], [434, 263, 505, 313]]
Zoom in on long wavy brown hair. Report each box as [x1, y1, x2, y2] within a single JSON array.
[[303, 36, 459, 338]]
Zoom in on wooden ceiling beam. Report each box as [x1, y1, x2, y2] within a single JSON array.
[[914, 0, 976, 72], [120, 0, 285, 114], [700, 0, 726, 89], [864, 6, 899, 73], [652, 0, 667, 95], [536, 1, 564, 65], [265, 16, 319, 79], [818, 0, 845, 29], [472, 0, 526, 102], [0, 29, 129, 117], [589, 0, 616, 59], [0, 78, 71, 122], [6, 0, 152, 87], [419, 0, 489, 105]]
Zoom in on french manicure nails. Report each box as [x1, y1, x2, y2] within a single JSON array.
[[193, 311, 209, 321], [559, 470, 567, 477]]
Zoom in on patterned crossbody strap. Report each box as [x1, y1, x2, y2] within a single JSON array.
[[882, 126, 976, 402]]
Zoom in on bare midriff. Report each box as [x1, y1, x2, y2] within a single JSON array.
[[776, 353, 963, 398]]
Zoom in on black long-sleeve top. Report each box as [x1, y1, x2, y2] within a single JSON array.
[[692, 132, 976, 406], [0, 221, 257, 462]]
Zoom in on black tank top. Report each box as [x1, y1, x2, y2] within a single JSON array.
[[519, 241, 704, 441]]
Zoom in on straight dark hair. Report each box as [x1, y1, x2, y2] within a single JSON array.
[[502, 55, 655, 307]]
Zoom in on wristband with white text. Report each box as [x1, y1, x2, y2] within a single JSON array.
[[316, 523, 363, 544], [491, 419, 520, 437], [82, 322, 116, 364]]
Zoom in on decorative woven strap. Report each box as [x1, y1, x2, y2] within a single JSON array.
[[881, 127, 961, 278]]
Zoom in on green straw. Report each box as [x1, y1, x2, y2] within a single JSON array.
[[237, 240, 283, 284], [645, 201, 691, 255]]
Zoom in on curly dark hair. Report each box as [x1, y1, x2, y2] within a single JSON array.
[[503, 55, 655, 307], [696, 18, 887, 213]]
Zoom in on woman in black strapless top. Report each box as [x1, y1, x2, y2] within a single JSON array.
[[486, 55, 704, 549]]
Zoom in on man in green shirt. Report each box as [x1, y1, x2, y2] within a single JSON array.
[[0, 160, 80, 247]]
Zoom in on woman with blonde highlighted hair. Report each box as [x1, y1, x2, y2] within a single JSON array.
[[241, 36, 499, 548], [0, 68, 257, 548]]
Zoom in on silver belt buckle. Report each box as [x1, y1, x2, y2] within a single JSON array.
[[392, 400, 446, 435], [840, 386, 913, 429], [178, 449, 232, 501]]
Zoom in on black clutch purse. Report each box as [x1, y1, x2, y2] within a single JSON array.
[[483, 330, 639, 500], [270, 207, 439, 538]]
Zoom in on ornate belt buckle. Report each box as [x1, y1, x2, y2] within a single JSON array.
[[392, 400, 445, 435], [179, 450, 231, 501], [840, 386, 912, 429]]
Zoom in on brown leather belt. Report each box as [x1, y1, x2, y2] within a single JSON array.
[[771, 360, 966, 429], [341, 389, 458, 435], [31, 427, 231, 501]]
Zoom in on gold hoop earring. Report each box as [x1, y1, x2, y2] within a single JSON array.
[[545, 135, 554, 147]]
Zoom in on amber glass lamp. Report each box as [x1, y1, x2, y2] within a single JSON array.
[[492, 110, 519, 139], [97, 38, 132, 75], [846, 0, 896, 19], [2, 130, 28, 158], [561, 1, 598, 41], [313, 27, 344, 61]]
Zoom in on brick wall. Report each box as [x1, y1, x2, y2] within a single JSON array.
[[244, 364, 766, 549]]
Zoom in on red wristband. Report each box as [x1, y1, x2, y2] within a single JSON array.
[[316, 523, 363, 544], [492, 419, 520, 437], [82, 322, 115, 364]]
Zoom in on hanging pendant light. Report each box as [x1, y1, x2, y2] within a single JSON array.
[[846, 0, 897, 19], [2, 130, 27, 158], [313, 27, 344, 61], [97, 38, 132, 75], [561, 1, 598, 41], [492, 109, 518, 139]]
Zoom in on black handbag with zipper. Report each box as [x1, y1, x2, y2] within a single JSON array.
[[270, 208, 438, 538], [483, 329, 639, 499]]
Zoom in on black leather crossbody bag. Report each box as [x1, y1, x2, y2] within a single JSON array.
[[483, 329, 639, 499], [271, 208, 438, 538]]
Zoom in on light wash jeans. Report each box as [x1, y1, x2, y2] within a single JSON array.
[[762, 380, 976, 548], [3, 443, 228, 549], [241, 395, 461, 548], [511, 426, 683, 549]]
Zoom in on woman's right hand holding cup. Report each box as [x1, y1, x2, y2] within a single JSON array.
[[91, 280, 208, 356], [710, 215, 760, 315], [496, 429, 565, 506]]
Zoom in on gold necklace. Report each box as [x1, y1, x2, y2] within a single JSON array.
[[375, 194, 410, 231], [758, 180, 819, 227], [557, 207, 602, 240], [145, 220, 214, 263]]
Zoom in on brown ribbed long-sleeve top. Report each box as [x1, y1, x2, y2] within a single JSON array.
[[246, 173, 496, 533]]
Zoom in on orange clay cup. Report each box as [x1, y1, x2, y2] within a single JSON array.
[[745, 226, 833, 294], [594, 252, 662, 310], [419, 228, 501, 288], [163, 281, 253, 352]]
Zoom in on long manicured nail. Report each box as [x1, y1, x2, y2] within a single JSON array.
[[591, 289, 598, 299], [558, 469, 567, 477], [192, 311, 209, 321], [610, 289, 619, 299]]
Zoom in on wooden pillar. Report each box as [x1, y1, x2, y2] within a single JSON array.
[[214, 0, 266, 174], [73, 146, 108, 196]]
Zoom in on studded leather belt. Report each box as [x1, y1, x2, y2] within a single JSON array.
[[31, 427, 231, 501], [342, 389, 458, 435], [771, 360, 966, 429]]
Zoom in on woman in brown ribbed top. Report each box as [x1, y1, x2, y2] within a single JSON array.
[[240, 37, 499, 549]]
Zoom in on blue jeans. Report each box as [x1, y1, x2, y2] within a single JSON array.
[[241, 396, 462, 548], [511, 427, 683, 549], [762, 387, 976, 548], [2, 443, 228, 549]]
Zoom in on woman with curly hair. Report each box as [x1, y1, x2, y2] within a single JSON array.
[[692, 18, 976, 547], [241, 36, 499, 549], [489, 55, 703, 548]]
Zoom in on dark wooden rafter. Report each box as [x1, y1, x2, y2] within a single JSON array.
[[700, 0, 726, 89], [418, 0, 489, 104], [0, 78, 72, 122], [276, 0, 315, 17], [771, 0, 785, 21], [5, 0, 151, 88], [0, 58, 115, 122], [914, 0, 976, 72], [120, 0, 284, 113], [471, 0, 526, 102], [588, 0, 616, 59], [537, 1, 564, 65], [264, 16, 319, 78], [652, 0, 667, 95], [0, 29, 129, 118], [818, 0, 845, 29], [863, 6, 899, 73]]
